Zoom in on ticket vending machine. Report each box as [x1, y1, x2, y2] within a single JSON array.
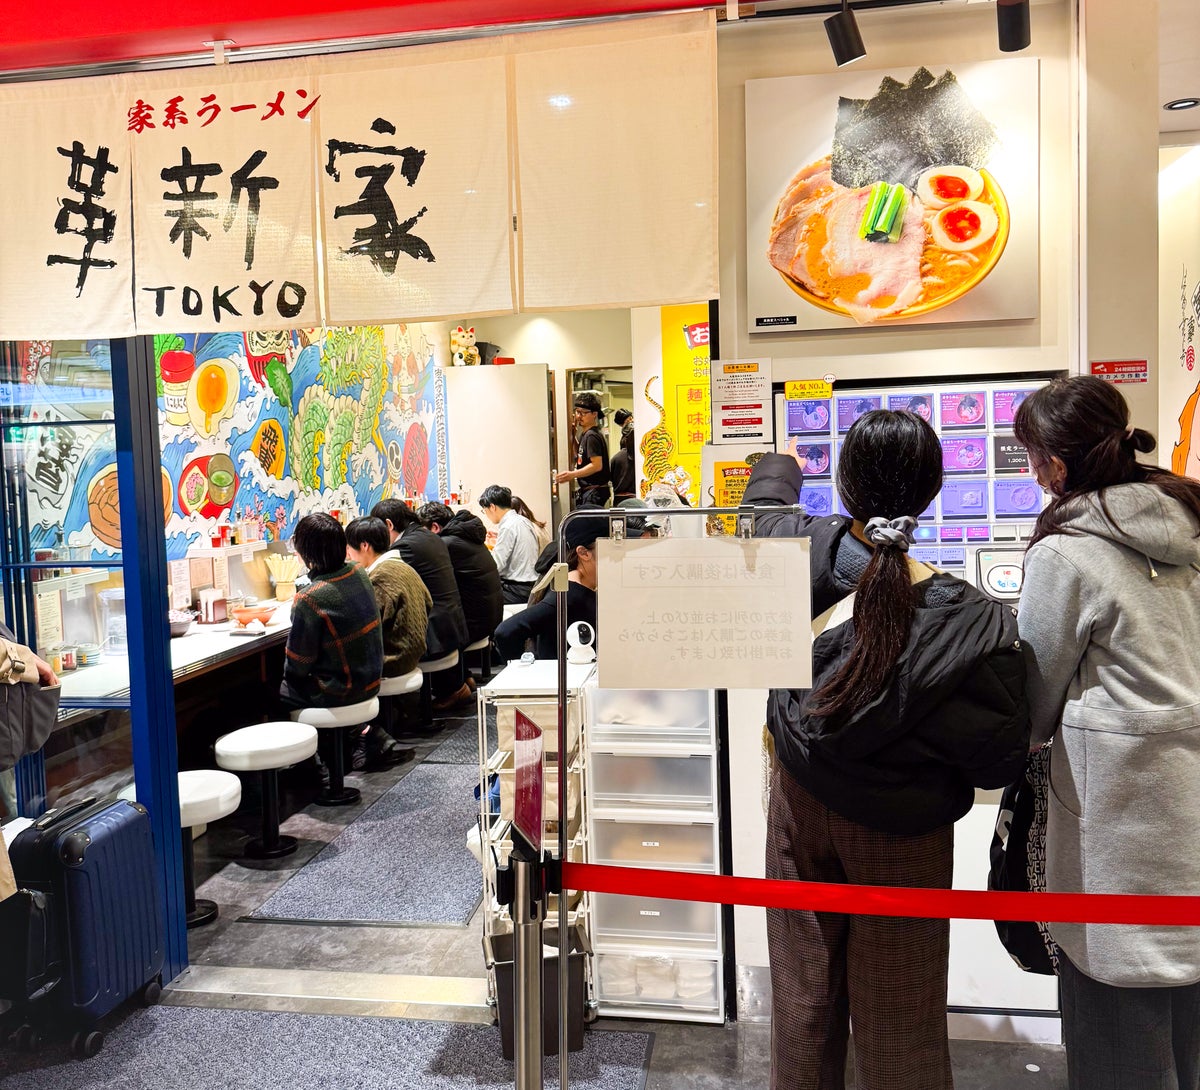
[[963, 545, 1027, 604]]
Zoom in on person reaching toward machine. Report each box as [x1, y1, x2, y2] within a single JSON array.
[[744, 409, 1030, 1090]]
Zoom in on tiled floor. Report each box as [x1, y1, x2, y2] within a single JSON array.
[[168, 707, 1069, 1088], [185, 709, 489, 983]]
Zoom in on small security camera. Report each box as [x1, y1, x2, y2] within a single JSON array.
[[566, 621, 596, 663]]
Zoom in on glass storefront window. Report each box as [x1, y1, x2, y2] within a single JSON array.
[[0, 339, 130, 815]]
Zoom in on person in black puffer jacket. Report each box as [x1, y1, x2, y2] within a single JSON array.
[[745, 410, 1030, 1090], [417, 502, 503, 646]]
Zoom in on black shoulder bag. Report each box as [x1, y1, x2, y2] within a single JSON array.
[[987, 744, 1060, 975]]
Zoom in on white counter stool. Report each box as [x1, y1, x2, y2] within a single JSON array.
[[378, 667, 423, 700], [215, 722, 317, 859], [377, 667, 423, 739], [178, 771, 241, 927], [291, 697, 379, 807], [463, 636, 493, 684], [118, 770, 242, 928], [418, 649, 460, 723]]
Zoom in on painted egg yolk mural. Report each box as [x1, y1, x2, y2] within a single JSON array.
[[196, 363, 228, 434]]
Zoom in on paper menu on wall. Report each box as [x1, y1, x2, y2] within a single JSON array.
[[211, 555, 230, 596], [188, 558, 213, 594], [35, 591, 63, 650], [169, 560, 191, 611]]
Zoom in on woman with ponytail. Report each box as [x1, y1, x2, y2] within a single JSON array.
[[1014, 376, 1200, 1090], [744, 410, 1030, 1090]]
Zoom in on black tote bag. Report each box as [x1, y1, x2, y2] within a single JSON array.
[[987, 744, 1059, 976], [0, 681, 60, 772]]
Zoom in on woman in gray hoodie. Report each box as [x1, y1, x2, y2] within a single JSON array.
[[1015, 375, 1200, 1090]]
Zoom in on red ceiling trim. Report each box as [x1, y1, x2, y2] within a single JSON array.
[[1, 1, 699, 74]]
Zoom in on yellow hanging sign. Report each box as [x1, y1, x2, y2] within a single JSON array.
[[784, 379, 833, 400]]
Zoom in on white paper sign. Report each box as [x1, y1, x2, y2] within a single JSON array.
[[711, 358, 773, 445], [596, 536, 811, 690], [169, 559, 191, 611], [35, 591, 64, 651], [211, 554, 230, 596]]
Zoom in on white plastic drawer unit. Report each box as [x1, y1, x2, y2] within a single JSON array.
[[588, 688, 711, 739], [590, 750, 714, 810], [591, 814, 715, 871], [593, 892, 720, 949], [596, 953, 720, 1012]]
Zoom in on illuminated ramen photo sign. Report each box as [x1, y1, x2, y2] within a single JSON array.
[[744, 59, 1040, 332]]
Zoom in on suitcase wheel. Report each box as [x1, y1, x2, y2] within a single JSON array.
[[70, 1030, 104, 1059], [9, 1024, 42, 1052], [139, 978, 163, 1007]]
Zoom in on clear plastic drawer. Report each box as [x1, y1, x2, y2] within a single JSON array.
[[590, 751, 713, 810], [495, 700, 580, 755], [593, 892, 719, 948], [591, 816, 715, 870], [595, 953, 720, 1011], [588, 688, 711, 737]]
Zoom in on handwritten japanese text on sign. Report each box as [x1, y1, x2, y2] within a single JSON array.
[[130, 66, 322, 333], [596, 536, 812, 690]]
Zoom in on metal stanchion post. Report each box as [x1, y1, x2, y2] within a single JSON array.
[[550, 503, 799, 1090], [511, 844, 544, 1090]]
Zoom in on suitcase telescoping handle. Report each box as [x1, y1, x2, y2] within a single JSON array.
[[33, 797, 98, 832]]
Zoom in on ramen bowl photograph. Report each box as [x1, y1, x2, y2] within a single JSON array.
[[746, 59, 1040, 332]]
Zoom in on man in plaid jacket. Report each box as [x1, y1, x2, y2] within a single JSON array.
[[280, 513, 383, 710]]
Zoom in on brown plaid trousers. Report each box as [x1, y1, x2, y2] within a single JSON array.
[[766, 762, 955, 1090]]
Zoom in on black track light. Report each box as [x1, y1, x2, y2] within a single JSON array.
[[825, 0, 866, 67], [997, 0, 1031, 53]]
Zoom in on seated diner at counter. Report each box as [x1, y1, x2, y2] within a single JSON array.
[[280, 513, 383, 710], [345, 516, 431, 678], [371, 498, 472, 711], [493, 512, 606, 662], [477, 484, 541, 605], [416, 501, 504, 650]]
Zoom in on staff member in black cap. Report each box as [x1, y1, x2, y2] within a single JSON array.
[[493, 512, 607, 661], [555, 392, 611, 507]]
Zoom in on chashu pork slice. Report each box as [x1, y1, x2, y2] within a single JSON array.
[[767, 162, 835, 286], [824, 185, 927, 323]]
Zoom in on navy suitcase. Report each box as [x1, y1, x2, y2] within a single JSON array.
[[8, 797, 165, 1056]]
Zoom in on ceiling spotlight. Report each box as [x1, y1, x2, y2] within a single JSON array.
[[825, 0, 866, 67], [997, 0, 1031, 53], [1164, 98, 1200, 112]]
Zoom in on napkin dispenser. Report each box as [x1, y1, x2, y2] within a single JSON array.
[[194, 587, 228, 624]]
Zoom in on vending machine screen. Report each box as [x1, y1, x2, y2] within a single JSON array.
[[777, 379, 1049, 574]]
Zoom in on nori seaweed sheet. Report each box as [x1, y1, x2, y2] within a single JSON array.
[[831, 67, 998, 191]]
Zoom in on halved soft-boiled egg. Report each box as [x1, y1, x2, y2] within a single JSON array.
[[930, 200, 999, 252], [916, 165, 984, 209]]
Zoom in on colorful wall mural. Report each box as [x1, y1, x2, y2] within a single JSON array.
[[13, 324, 447, 563], [1159, 147, 1200, 483]]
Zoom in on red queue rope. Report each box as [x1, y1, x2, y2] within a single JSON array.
[[563, 862, 1200, 927]]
